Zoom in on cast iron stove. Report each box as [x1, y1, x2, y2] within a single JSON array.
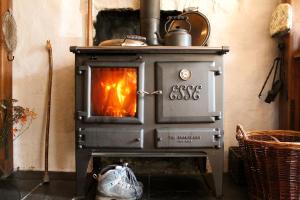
[[70, 46, 229, 199]]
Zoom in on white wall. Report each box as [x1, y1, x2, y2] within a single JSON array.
[[13, 0, 280, 171]]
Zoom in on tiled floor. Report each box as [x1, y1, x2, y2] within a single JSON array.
[[0, 172, 248, 200]]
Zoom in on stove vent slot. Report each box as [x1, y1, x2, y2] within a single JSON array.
[[77, 128, 144, 149]]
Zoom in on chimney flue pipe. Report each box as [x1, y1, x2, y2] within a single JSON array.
[[140, 0, 160, 45]]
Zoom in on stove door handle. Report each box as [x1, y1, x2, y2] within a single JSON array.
[[137, 90, 163, 96], [137, 90, 150, 95], [150, 90, 163, 95]]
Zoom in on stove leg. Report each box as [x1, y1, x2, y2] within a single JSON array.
[[206, 149, 224, 199], [76, 149, 91, 197], [93, 157, 102, 174]]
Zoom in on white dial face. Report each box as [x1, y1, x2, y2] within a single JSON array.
[[179, 69, 191, 81]]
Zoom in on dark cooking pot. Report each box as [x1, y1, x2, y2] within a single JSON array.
[[155, 16, 192, 46]]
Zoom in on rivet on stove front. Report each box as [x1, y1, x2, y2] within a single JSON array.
[[215, 115, 222, 120], [78, 116, 83, 120], [214, 134, 222, 139], [215, 70, 222, 76], [77, 70, 83, 75]]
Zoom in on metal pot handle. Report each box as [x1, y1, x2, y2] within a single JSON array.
[[165, 16, 192, 33], [122, 35, 147, 43]]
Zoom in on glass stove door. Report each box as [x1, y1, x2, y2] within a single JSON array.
[[91, 67, 137, 118], [81, 61, 144, 124]]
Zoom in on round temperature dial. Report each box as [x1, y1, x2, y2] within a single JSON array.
[[179, 69, 191, 81]]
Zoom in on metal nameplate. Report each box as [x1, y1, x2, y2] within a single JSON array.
[[156, 128, 221, 148]]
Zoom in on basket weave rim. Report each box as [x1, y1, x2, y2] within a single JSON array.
[[243, 129, 300, 149]]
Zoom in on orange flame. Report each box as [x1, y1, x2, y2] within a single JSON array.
[[91, 68, 137, 117]]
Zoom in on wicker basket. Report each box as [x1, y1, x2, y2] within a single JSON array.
[[228, 146, 246, 185], [236, 125, 300, 200]]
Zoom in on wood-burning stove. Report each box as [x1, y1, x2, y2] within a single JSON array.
[[70, 46, 229, 199]]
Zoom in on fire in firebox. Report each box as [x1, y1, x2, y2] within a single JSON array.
[[91, 67, 137, 117]]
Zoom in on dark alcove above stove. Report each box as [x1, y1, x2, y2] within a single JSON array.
[[93, 9, 181, 45]]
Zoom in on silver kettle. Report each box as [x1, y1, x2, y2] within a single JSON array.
[[156, 16, 192, 46]]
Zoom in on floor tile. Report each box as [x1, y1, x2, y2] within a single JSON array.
[[0, 172, 248, 200]]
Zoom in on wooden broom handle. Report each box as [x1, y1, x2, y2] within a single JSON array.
[[87, 0, 93, 46], [44, 40, 53, 183]]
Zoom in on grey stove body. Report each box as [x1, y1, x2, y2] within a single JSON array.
[[70, 46, 229, 198]]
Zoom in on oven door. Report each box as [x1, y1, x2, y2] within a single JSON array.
[[155, 61, 221, 123], [78, 60, 144, 124]]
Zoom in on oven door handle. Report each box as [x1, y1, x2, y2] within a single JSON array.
[[137, 90, 163, 96]]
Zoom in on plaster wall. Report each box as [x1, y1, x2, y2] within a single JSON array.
[[13, 0, 280, 171]]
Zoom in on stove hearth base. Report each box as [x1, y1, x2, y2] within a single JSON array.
[[76, 150, 224, 198]]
